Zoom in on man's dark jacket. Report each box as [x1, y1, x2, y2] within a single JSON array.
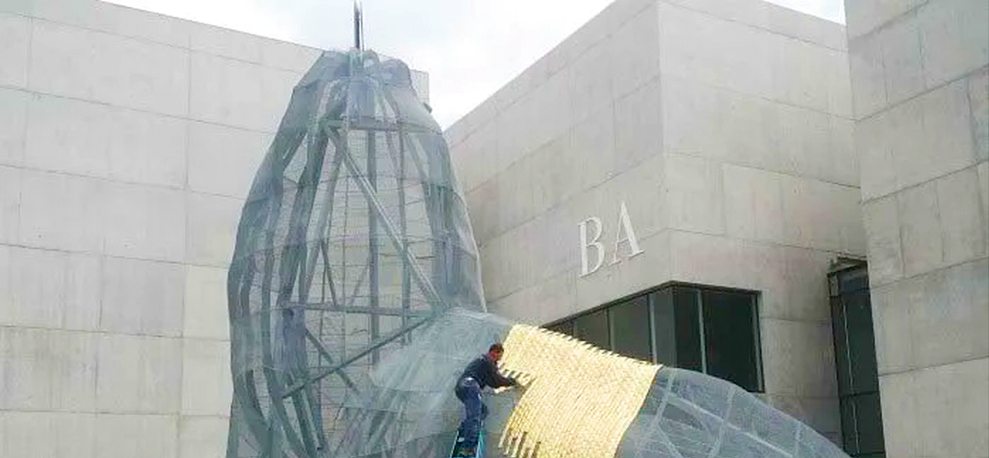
[[459, 354, 514, 389]]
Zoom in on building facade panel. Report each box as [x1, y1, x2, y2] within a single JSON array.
[[29, 20, 190, 117], [0, 245, 102, 331], [0, 0, 431, 455], [180, 339, 233, 417], [24, 93, 188, 188], [0, 13, 30, 89], [449, 0, 858, 444], [17, 170, 109, 253], [846, 0, 989, 455], [186, 121, 268, 199], [184, 192, 241, 267], [182, 265, 231, 341], [178, 416, 228, 458], [94, 414, 179, 458], [0, 411, 97, 458], [0, 89, 29, 168]]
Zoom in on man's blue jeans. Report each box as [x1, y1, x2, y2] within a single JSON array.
[[455, 377, 487, 448]]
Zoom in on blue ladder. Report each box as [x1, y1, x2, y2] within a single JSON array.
[[449, 428, 485, 458]]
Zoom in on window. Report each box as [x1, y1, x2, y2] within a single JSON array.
[[574, 309, 609, 349], [610, 296, 651, 361], [830, 265, 885, 457], [545, 284, 763, 392], [702, 289, 761, 391]]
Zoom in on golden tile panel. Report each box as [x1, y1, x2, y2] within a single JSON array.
[[497, 324, 661, 458]]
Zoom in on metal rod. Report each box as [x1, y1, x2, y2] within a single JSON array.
[[399, 127, 410, 344], [325, 129, 449, 312], [304, 328, 359, 392], [283, 302, 433, 318], [281, 315, 433, 398], [354, 0, 364, 50], [368, 130, 380, 364]]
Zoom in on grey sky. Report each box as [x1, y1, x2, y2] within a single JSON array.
[[105, 0, 845, 128]]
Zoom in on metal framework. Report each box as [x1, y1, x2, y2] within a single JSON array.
[[225, 44, 484, 457]]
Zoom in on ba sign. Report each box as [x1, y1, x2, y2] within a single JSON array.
[[578, 201, 643, 277]]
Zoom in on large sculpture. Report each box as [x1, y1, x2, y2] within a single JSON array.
[[225, 43, 486, 456], [225, 10, 853, 458]]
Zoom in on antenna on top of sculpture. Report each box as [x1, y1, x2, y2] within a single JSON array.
[[353, 0, 364, 50]]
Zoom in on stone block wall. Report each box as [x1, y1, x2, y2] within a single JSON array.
[[845, 0, 989, 456], [0, 0, 427, 456], [446, 0, 863, 443]]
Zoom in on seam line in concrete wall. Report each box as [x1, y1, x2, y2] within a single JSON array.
[[458, 48, 855, 193], [756, 225, 859, 256], [449, 0, 848, 147], [104, 0, 321, 53], [667, 228, 866, 257], [176, 338, 186, 446], [487, 0, 657, 116], [760, 317, 832, 326], [660, 70, 856, 121], [0, 241, 237, 272], [482, 221, 863, 286], [762, 394, 841, 401], [24, 14, 34, 92], [17, 18, 33, 234], [455, 0, 748, 144], [524, 65, 669, 187], [847, 0, 932, 42], [862, 160, 989, 204], [476, 149, 862, 248], [473, 141, 664, 246], [854, 65, 987, 123], [964, 67, 980, 170], [931, 171, 947, 267], [668, 150, 861, 190], [873, 10, 893, 119], [868, 251, 988, 289], [760, 313, 833, 326], [657, 0, 847, 52], [460, 70, 856, 195], [0, 324, 231, 342], [0, 408, 183, 417], [0, 83, 287, 136], [184, 47, 193, 193], [485, 226, 862, 308], [878, 355, 989, 377], [666, 228, 861, 257], [4, 9, 323, 73], [0, 163, 250, 203], [94, 253, 105, 401], [1, 162, 186, 193], [188, 48, 305, 79]]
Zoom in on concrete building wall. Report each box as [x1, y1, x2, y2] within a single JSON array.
[[844, 0, 989, 456], [0, 0, 427, 456], [446, 0, 862, 442]]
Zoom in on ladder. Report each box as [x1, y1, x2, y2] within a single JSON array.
[[448, 428, 486, 458]]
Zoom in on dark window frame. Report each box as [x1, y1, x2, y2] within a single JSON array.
[[544, 282, 765, 393], [829, 263, 885, 457]]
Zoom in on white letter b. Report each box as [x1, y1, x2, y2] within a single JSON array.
[[579, 217, 605, 277]]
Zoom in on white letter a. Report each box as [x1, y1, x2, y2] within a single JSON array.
[[612, 201, 643, 264]]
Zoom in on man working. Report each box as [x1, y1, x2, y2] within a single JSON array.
[[454, 343, 517, 456]]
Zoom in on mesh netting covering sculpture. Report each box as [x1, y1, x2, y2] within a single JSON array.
[[225, 47, 485, 456], [224, 45, 852, 458]]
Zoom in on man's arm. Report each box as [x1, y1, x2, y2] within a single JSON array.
[[487, 360, 515, 388]]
